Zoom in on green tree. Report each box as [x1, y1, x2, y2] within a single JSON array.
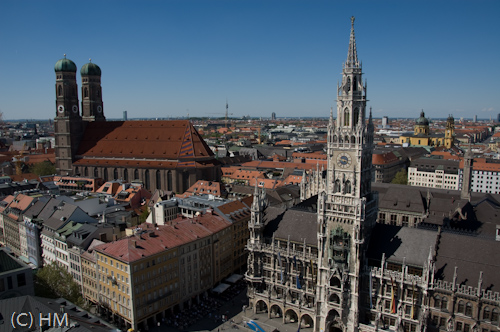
[[139, 208, 150, 223], [391, 169, 408, 185], [34, 262, 85, 308], [30, 160, 56, 176]]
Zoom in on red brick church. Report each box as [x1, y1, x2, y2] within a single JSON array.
[[53, 56, 220, 193]]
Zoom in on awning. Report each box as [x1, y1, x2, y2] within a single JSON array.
[[225, 273, 243, 284], [212, 283, 230, 294]]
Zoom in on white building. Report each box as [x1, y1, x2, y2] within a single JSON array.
[[407, 158, 460, 190]]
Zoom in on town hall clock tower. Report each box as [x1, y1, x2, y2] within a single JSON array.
[[316, 17, 378, 332]]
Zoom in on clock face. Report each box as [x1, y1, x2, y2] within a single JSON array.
[[58, 105, 65, 113], [97, 106, 102, 113], [72, 105, 78, 113], [337, 152, 352, 168]]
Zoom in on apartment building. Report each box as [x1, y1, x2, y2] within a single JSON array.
[[85, 209, 241, 331], [407, 157, 460, 190], [459, 158, 500, 194]]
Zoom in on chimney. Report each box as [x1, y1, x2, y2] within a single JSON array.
[[131, 240, 137, 248], [112, 234, 118, 241]]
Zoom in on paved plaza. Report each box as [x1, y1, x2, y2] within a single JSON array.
[[147, 285, 314, 332]]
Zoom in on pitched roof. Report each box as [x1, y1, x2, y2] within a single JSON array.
[[74, 120, 215, 168], [434, 232, 500, 292], [367, 224, 438, 267], [372, 151, 400, 165], [262, 206, 317, 246], [95, 214, 231, 263]]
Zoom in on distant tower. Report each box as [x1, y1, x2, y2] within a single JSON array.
[[81, 59, 105, 122], [123, 111, 128, 121], [444, 114, 455, 148], [461, 142, 474, 200], [225, 99, 229, 128], [497, 113, 500, 122], [473, 115, 477, 123], [54, 55, 83, 175], [382, 116, 389, 128], [414, 110, 430, 135], [271, 112, 276, 120]]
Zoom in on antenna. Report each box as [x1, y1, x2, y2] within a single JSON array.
[[225, 99, 229, 128]]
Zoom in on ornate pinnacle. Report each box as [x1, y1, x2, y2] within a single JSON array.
[[346, 16, 359, 68]]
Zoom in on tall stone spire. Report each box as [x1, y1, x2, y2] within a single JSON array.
[[461, 141, 474, 201], [346, 16, 360, 68]]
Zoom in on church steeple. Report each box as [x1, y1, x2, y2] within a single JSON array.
[[318, 18, 378, 331], [337, 16, 366, 132], [346, 16, 360, 69]]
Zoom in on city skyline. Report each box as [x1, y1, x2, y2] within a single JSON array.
[[1, 0, 499, 121]]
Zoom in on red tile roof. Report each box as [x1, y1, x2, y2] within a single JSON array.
[[241, 160, 315, 171], [74, 120, 216, 169], [95, 213, 231, 263], [372, 152, 399, 165]]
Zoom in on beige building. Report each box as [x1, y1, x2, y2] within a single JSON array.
[[83, 207, 244, 331]]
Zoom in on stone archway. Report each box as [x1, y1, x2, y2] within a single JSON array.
[[270, 304, 282, 319], [326, 309, 343, 332], [255, 300, 268, 314], [284, 308, 299, 324], [299, 314, 314, 330]]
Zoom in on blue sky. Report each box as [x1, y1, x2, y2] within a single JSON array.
[[1, 0, 499, 120]]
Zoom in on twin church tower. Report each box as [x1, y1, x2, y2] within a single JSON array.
[[54, 56, 105, 174]]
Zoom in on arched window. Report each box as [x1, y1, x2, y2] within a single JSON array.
[[345, 135, 349, 143], [330, 277, 341, 288], [94, 168, 98, 178], [351, 135, 356, 145], [353, 108, 359, 127], [103, 168, 108, 182], [167, 171, 173, 191], [441, 297, 448, 311], [334, 180, 341, 193], [74, 167, 79, 176], [145, 170, 150, 189], [346, 77, 351, 92], [457, 300, 465, 314], [344, 180, 351, 194], [84, 167, 88, 177], [465, 302, 472, 316], [492, 308, 499, 322], [84, 87, 88, 98], [434, 295, 441, 308], [483, 307, 491, 320], [134, 169, 139, 180], [156, 170, 161, 189], [353, 76, 357, 91], [182, 171, 189, 192], [123, 169, 128, 182], [58, 85, 62, 96], [329, 294, 340, 304], [344, 108, 350, 127], [333, 135, 337, 143], [113, 168, 118, 180]]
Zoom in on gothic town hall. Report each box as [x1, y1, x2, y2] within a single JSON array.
[[245, 17, 500, 332]]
